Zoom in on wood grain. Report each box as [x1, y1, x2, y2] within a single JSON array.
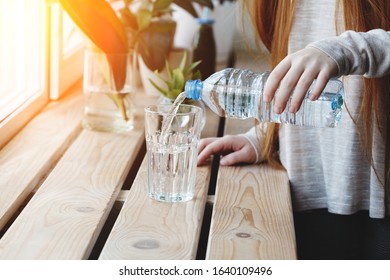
[[0, 122, 145, 259], [99, 158, 211, 259], [0, 87, 83, 231], [206, 164, 296, 259], [204, 112, 296, 259]]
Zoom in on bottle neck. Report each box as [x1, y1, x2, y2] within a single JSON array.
[[185, 80, 203, 101]]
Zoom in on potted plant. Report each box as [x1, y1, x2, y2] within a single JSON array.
[[149, 51, 201, 100], [110, 0, 214, 71], [150, 52, 206, 128], [108, 0, 213, 95]]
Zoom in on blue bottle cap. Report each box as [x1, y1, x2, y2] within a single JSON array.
[[185, 80, 203, 100], [331, 94, 344, 110]]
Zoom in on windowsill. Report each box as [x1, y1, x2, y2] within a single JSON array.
[[0, 90, 49, 149]]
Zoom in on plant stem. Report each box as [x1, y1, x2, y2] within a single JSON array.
[[107, 93, 129, 121]]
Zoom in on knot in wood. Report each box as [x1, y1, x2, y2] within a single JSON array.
[[236, 232, 251, 238], [133, 239, 159, 249]]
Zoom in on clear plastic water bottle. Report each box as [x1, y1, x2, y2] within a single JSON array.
[[184, 68, 344, 128]]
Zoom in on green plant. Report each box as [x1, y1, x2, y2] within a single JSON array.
[[149, 52, 201, 100], [110, 0, 213, 71], [59, 0, 131, 121], [116, 0, 213, 31]]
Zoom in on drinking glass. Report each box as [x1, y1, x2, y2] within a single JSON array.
[[144, 104, 203, 202]]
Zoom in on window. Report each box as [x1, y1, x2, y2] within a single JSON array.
[[0, 0, 84, 148], [0, 0, 48, 147]]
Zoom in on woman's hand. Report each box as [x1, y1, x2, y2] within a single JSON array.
[[197, 135, 257, 166], [263, 47, 338, 114]]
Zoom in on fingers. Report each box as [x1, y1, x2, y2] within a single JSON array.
[[263, 59, 292, 104], [288, 70, 319, 112], [198, 137, 218, 154], [197, 135, 257, 166], [272, 66, 304, 114], [197, 138, 227, 166], [308, 71, 332, 101], [219, 146, 256, 166], [264, 47, 338, 113]]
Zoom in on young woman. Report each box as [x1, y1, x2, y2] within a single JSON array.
[[198, 0, 390, 259]]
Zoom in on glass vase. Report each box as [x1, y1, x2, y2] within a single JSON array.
[[82, 49, 136, 133]]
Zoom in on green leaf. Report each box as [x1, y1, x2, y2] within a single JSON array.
[[178, 52, 187, 71], [167, 89, 182, 100], [165, 59, 173, 81], [149, 79, 169, 97], [106, 92, 129, 121], [172, 68, 185, 91], [137, 9, 152, 31], [184, 60, 201, 76], [193, 69, 202, 80], [153, 70, 169, 86]]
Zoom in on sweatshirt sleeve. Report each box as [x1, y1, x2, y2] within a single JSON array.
[[308, 29, 390, 78], [241, 126, 264, 164]]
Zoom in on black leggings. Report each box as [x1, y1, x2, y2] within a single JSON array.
[[293, 209, 390, 260]]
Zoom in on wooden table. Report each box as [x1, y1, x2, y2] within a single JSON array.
[[0, 81, 296, 260]]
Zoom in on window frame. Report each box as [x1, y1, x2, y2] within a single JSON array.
[[49, 2, 84, 100]]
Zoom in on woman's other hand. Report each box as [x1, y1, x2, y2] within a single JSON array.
[[197, 135, 257, 166], [263, 47, 338, 114]]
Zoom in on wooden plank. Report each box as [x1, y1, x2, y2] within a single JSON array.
[[206, 164, 296, 259], [99, 158, 211, 260], [218, 75, 296, 258], [0, 84, 84, 231], [205, 116, 296, 259], [99, 108, 219, 260], [0, 106, 147, 259]]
